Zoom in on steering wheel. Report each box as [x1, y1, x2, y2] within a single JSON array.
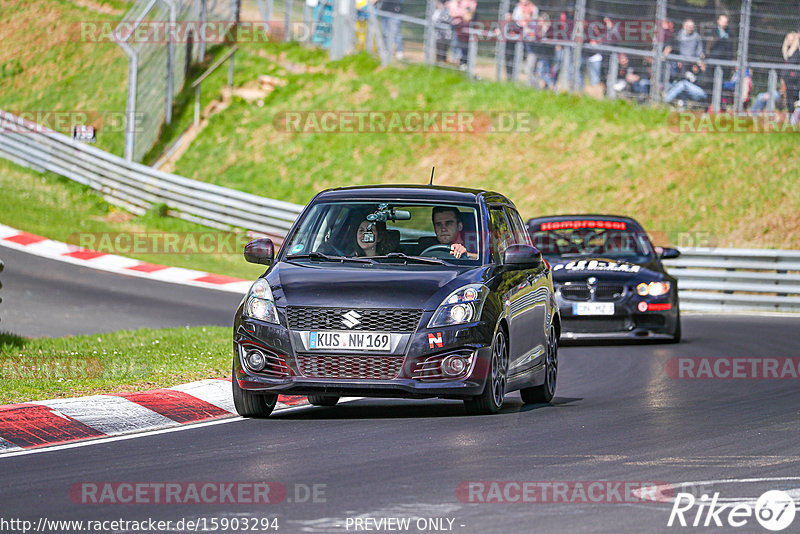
[[420, 244, 456, 258]]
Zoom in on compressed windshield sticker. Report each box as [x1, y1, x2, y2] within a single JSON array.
[[552, 260, 640, 273], [290, 244, 304, 254]]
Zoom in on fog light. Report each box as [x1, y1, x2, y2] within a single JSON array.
[[442, 355, 467, 377], [246, 349, 266, 371]]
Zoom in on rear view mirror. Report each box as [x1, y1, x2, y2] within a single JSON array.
[[504, 244, 542, 269], [659, 247, 680, 259], [244, 238, 275, 265]]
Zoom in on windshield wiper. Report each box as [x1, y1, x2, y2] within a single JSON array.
[[373, 253, 447, 265], [286, 252, 374, 264]]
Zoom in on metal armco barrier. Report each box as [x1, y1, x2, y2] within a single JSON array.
[[665, 248, 800, 313], [0, 110, 303, 240], [2, 110, 799, 313]]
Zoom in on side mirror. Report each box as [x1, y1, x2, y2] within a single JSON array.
[[659, 247, 680, 259], [244, 238, 274, 265], [503, 244, 542, 269]]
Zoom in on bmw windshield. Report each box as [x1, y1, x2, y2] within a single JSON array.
[[531, 226, 655, 264], [281, 201, 483, 265]]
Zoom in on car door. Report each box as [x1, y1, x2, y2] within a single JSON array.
[[504, 206, 549, 374], [488, 206, 532, 379]]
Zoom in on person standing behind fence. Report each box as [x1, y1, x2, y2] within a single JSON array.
[[707, 15, 732, 62], [750, 32, 800, 114], [432, 0, 452, 64], [664, 19, 704, 76], [501, 10, 522, 79], [448, 0, 476, 64], [512, 0, 537, 82], [378, 0, 404, 60]]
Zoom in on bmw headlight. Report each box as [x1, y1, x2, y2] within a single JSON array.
[[636, 281, 671, 297], [244, 279, 279, 324], [428, 284, 488, 328]]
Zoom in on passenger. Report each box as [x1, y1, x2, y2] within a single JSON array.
[[353, 220, 389, 257], [431, 206, 477, 259]]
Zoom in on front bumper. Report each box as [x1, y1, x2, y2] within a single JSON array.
[[233, 315, 494, 399], [557, 293, 679, 340]]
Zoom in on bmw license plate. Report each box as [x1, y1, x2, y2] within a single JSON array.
[[572, 302, 615, 316], [308, 331, 391, 351]]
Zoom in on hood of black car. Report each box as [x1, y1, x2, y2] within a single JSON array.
[[550, 257, 664, 283], [266, 261, 480, 310]]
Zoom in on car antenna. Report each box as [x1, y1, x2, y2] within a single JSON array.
[[429, 166, 435, 185]]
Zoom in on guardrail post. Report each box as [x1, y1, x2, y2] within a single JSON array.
[[423, 0, 435, 65], [766, 69, 777, 113], [570, 0, 586, 92], [734, 0, 751, 112], [649, 0, 667, 103], [606, 52, 619, 99], [711, 66, 723, 112]]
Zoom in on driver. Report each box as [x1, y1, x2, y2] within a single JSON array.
[[432, 206, 477, 259]]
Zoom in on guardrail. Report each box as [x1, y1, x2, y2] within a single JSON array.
[[0, 110, 303, 241], [665, 248, 800, 313]]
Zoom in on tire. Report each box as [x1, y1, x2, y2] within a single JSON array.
[[307, 395, 339, 407], [520, 324, 558, 404], [232, 364, 278, 417], [668, 311, 682, 343], [464, 328, 509, 415]]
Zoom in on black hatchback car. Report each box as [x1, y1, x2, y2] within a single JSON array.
[[233, 185, 560, 417], [526, 215, 681, 342]]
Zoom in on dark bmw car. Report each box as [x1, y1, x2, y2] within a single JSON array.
[[233, 185, 560, 417], [526, 215, 681, 342]]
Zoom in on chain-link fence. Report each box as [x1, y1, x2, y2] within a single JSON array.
[[117, 0, 240, 162], [288, 0, 799, 118]]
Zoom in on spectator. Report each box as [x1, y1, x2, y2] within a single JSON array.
[[451, 5, 474, 70], [707, 14, 732, 61], [378, 0, 404, 60], [501, 11, 522, 80], [432, 0, 452, 64], [447, 0, 476, 64], [664, 19, 703, 76], [751, 32, 800, 114], [663, 62, 711, 106], [530, 12, 555, 88], [613, 53, 651, 102], [584, 16, 616, 88]]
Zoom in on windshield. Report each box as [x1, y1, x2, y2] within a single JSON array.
[[282, 201, 483, 265], [530, 225, 654, 262]]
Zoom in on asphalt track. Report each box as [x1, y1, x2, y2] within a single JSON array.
[[2, 245, 800, 533]]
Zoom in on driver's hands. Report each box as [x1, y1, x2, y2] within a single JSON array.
[[450, 243, 468, 258]]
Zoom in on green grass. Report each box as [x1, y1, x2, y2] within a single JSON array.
[[0, 159, 266, 280], [0, 327, 231, 404]]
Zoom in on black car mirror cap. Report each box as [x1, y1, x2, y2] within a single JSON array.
[[503, 244, 543, 269], [659, 247, 681, 259], [244, 238, 275, 265]]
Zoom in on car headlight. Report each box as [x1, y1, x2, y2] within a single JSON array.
[[428, 284, 488, 328], [636, 281, 671, 297], [244, 279, 279, 324]]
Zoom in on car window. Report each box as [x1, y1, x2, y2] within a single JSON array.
[[488, 207, 514, 263], [504, 207, 531, 246]]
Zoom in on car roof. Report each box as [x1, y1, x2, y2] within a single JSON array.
[[314, 184, 512, 205], [526, 214, 645, 231]]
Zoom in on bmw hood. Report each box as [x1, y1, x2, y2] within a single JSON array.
[[550, 257, 665, 283], [266, 261, 482, 310]]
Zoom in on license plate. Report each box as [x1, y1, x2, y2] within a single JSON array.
[[572, 302, 615, 316], [308, 331, 391, 351]]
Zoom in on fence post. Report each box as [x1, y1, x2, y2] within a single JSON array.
[[711, 65, 723, 112], [606, 52, 618, 99], [512, 41, 523, 82], [424, 0, 435, 65], [164, 0, 177, 125], [495, 0, 509, 81], [367, 3, 390, 65], [649, 0, 667, 104], [734, 0, 751, 112], [467, 29, 477, 79], [199, 0, 207, 59], [303, 1, 311, 41], [766, 69, 778, 113], [284, 0, 293, 41], [122, 50, 138, 162], [570, 0, 586, 92], [557, 45, 571, 90]]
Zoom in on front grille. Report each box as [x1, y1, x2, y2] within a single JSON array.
[[296, 354, 404, 379], [595, 284, 625, 301], [564, 318, 627, 333], [287, 307, 422, 333], [560, 284, 590, 301]]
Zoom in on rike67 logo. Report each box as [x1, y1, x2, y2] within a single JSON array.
[[668, 490, 796, 531]]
